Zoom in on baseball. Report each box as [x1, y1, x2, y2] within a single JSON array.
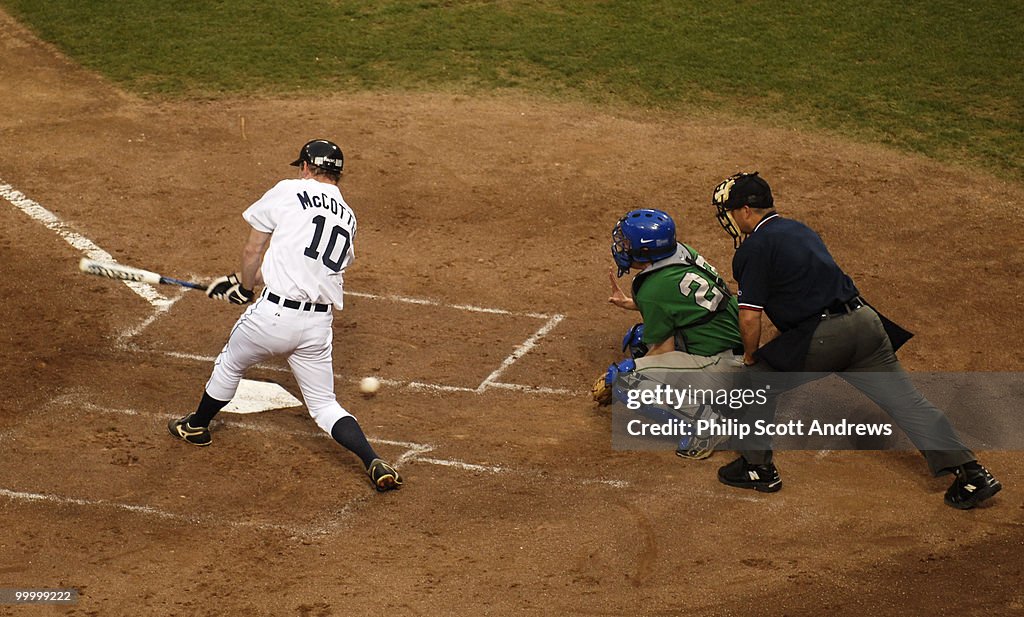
[[359, 376, 381, 395]]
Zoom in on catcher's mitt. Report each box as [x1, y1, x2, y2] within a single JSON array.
[[591, 373, 613, 405], [590, 359, 636, 405]]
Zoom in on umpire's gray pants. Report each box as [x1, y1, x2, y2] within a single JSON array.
[[741, 306, 975, 476]]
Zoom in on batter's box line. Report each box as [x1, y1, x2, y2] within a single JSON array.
[[115, 287, 569, 396], [53, 395, 430, 451], [0, 178, 570, 395], [0, 487, 333, 537], [0, 395, 635, 536], [5, 396, 426, 538], [313, 294, 567, 394], [130, 347, 579, 397], [1, 180, 174, 308], [42, 396, 787, 510], [48, 394, 498, 475], [410, 456, 628, 488], [344, 290, 555, 320], [51, 394, 632, 488]]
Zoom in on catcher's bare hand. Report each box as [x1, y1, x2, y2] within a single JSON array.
[[608, 267, 637, 311]]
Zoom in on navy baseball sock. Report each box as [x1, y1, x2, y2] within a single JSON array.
[[330, 416, 379, 468], [190, 391, 229, 427]]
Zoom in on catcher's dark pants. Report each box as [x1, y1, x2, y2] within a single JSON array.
[[739, 306, 975, 476]]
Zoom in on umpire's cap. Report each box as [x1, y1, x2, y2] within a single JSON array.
[[713, 171, 773, 210], [291, 139, 344, 173]]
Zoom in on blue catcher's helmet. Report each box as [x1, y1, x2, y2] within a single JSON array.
[[611, 209, 677, 276]]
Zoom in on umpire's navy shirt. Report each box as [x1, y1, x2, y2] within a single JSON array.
[[732, 213, 859, 332]]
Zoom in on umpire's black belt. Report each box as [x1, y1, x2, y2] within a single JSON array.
[[820, 296, 865, 319], [266, 292, 330, 313]]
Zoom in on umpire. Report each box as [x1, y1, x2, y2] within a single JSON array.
[[709, 171, 1001, 510]]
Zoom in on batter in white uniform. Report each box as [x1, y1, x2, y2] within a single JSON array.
[[168, 139, 402, 492]]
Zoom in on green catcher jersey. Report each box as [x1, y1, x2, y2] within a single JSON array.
[[632, 244, 741, 357]]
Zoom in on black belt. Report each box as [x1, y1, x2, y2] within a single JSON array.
[[820, 296, 865, 319], [266, 292, 330, 313]]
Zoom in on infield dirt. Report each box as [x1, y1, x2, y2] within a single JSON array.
[[1, 8, 1022, 616]]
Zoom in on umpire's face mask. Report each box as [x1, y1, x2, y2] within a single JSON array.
[[715, 206, 745, 249]]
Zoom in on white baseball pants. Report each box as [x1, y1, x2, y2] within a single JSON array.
[[205, 293, 352, 434]]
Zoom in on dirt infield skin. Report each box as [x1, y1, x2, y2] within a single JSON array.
[[1, 8, 1023, 617]]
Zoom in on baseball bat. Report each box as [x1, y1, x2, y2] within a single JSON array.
[[78, 258, 208, 291]]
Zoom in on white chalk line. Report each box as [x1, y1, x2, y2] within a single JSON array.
[[61, 399, 629, 487], [581, 478, 632, 489], [45, 394, 811, 507], [345, 290, 553, 320], [141, 349, 579, 397], [59, 392, 630, 480], [2, 179, 591, 528], [3, 396, 429, 536], [126, 289, 562, 343], [394, 444, 433, 467], [0, 487, 332, 536], [484, 381, 577, 396], [3, 176, 573, 395], [336, 298, 569, 395], [116, 296, 185, 345], [126, 301, 572, 395], [1, 180, 171, 308], [51, 396, 506, 473], [415, 457, 508, 474], [8, 394, 632, 533], [477, 313, 566, 393], [52, 395, 430, 451]]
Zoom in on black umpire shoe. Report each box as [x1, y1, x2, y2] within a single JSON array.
[[944, 464, 1002, 510], [167, 413, 212, 447], [718, 456, 782, 493]]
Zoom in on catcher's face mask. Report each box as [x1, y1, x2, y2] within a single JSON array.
[[611, 223, 634, 277]]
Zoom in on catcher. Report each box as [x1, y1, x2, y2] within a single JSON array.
[[592, 208, 745, 459]]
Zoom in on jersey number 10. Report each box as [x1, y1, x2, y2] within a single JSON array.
[[303, 214, 351, 273]]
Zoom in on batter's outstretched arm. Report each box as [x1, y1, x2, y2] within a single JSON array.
[[239, 228, 271, 291], [738, 308, 762, 365]]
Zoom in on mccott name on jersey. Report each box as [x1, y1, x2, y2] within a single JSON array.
[[297, 191, 344, 216]]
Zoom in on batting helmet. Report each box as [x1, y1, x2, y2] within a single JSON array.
[[611, 209, 678, 277], [711, 171, 772, 248], [291, 139, 344, 173]]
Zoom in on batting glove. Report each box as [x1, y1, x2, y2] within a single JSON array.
[[207, 273, 255, 305]]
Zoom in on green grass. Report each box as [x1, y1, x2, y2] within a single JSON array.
[[3, 1, 1022, 178]]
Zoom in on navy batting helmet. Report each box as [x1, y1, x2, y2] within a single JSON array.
[[291, 139, 344, 173]]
